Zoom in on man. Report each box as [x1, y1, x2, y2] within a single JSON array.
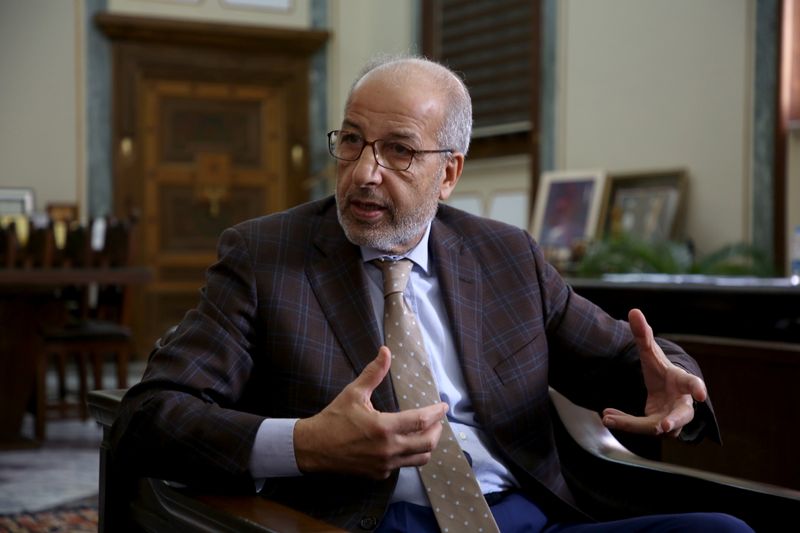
[[111, 57, 751, 532]]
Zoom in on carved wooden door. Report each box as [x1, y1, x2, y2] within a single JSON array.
[[140, 79, 287, 347], [99, 14, 327, 354]]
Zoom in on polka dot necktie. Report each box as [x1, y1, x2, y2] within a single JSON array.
[[375, 259, 500, 533]]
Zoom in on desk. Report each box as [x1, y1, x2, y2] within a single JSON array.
[[0, 267, 151, 447]]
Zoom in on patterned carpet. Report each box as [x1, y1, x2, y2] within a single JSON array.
[[0, 417, 101, 515], [0, 501, 97, 532], [0, 416, 101, 533], [0, 362, 145, 531]]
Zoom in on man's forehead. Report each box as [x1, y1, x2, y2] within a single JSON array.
[[344, 78, 443, 139]]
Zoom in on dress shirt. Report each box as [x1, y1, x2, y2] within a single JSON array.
[[250, 223, 519, 504]]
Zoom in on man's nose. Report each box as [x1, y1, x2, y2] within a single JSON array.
[[350, 143, 382, 187]]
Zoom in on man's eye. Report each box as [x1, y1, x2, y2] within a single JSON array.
[[385, 142, 413, 157], [340, 132, 362, 144]]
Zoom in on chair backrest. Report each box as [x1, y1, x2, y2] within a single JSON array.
[[0, 217, 56, 269], [0, 224, 15, 268], [52, 215, 140, 322], [26, 222, 56, 268], [60, 222, 92, 268]]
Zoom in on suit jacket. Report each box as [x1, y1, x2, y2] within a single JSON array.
[[111, 196, 719, 531]]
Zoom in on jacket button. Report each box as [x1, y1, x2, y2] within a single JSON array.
[[359, 515, 378, 530]]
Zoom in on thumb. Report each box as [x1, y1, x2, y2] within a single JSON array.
[[628, 308, 655, 353], [353, 346, 392, 397]]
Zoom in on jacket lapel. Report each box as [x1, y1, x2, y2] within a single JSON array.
[[305, 207, 396, 413], [429, 219, 496, 418]]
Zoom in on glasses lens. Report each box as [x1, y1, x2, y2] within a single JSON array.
[[374, 140, 413, 171], [327, 131, 414, 171], [330, 131, 362, 161]]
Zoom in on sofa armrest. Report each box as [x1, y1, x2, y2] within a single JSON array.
[[88, 389, 345, 532], [549, 386, 800, 529]]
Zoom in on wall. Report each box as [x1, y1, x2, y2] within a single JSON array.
[[325, 0, 417, 142], [0, 0, 81, 212], [558, 0, 752, 256], [789, 131, 800, 272]]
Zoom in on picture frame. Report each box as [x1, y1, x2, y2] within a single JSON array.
[[530, 169, 607, 250], [0, 188, 34, 216], [599, 168, 688, 241], [220, 0, 292, 11]]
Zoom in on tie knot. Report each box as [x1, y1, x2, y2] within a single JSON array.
[[374, 258, 413, 297]]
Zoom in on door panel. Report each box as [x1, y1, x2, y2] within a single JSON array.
[[140, 79, 287, 346]]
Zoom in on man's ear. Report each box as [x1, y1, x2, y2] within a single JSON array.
[[438, 152, 464, 201]]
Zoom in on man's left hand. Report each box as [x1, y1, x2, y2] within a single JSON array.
[[601, 308, 707, 438]]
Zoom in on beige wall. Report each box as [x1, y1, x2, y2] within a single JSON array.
[[0, 0, 81, 212], [457, 0, 763, 258], [326, 0, 417, 132], [789, 132, 800, 272], [1, 0, 797, 269], [558, 0, 752, 256]]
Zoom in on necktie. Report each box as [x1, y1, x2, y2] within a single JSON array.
[[376, 259, 500, 533]]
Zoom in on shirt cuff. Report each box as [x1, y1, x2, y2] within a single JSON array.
[[249, 418, 302, 479]]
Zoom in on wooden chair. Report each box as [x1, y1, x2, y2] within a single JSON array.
[[35, 216, 138, 440], [88, 384, 800, 532], [0, 223, 15, 268], [1, 216, 54, 269]]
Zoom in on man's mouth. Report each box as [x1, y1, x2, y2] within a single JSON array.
[[348, 198, 388, 222]]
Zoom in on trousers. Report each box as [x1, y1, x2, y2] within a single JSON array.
[[375, 491, 754, 532]]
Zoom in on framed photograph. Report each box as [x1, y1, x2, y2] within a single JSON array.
[[599, 168, 688, 241], [530, 169, 607, 250], [0, 188, 34, 216]]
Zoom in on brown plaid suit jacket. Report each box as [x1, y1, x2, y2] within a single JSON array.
[[111, 196, 718, 530]]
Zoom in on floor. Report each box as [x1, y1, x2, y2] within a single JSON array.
[[0, 360, 146, 515]]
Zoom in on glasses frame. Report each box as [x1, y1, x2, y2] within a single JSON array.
[[327, 130, 453, 171]]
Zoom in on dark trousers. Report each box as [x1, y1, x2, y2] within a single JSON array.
[[376, 492, 754, 533]]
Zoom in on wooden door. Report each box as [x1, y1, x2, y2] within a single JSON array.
[[140, 79, 287, 344], [98, 13, 328, 353]]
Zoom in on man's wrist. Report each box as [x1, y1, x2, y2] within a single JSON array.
[[250, 418, 302, 478]]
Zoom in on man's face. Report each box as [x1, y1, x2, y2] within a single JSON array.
[[335, 71, 462, 255]]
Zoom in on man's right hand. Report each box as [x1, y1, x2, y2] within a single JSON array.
[[293, 346, 448, 479]]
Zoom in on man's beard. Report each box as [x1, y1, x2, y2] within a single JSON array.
[[336, 187, 440, 254]]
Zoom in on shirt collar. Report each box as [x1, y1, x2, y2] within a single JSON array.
[[360, 222, 432, 275]]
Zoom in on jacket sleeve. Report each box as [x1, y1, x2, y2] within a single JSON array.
[[532, 236, 720, 445], [109, 226, 267, 490]]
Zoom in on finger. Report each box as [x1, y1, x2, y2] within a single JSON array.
[[628, 308, 658, 357], [659, 397, 696, 434], [390, 402, 449, 436], [679, 372, 708, 403], [602, 409, 665, 435], [396, 451, 435, 468], [352, 347, 392, 398]]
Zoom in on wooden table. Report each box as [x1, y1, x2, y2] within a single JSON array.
[[0, 267, 151, 447]]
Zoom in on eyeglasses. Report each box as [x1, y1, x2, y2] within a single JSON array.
[[327, 130, 453, 171]]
